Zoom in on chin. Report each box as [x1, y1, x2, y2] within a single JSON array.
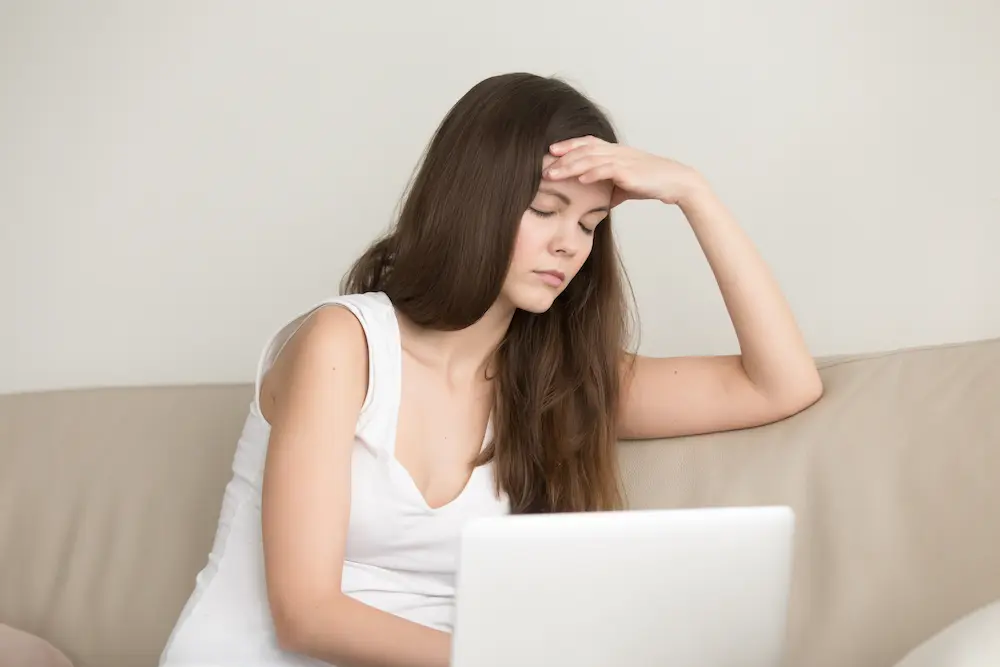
[[507, 285, 560, 314]]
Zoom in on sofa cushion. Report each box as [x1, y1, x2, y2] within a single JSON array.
[[893, 599, 1000, 666], [0, 385, 252, 667], [0, 624, 72, 667]]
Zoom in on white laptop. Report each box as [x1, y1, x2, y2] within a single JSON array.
[[450, 506, 795, 667]]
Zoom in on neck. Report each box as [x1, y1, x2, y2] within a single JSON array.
[[397, 298, 515, 383]]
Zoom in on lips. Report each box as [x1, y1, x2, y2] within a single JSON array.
[[534, 270, 566, 287]]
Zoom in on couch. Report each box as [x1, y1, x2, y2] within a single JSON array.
[[2, 337, 999, 667]]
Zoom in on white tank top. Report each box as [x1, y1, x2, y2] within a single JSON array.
[[160, 292, 511, 667]]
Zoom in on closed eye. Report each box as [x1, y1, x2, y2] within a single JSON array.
[[529, 207, 555, 218], [531, 207, 596, 235]]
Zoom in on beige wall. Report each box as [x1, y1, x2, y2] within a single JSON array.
[[3, 1, 998, 394]]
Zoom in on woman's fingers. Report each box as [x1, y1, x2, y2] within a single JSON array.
[[577, 163, 618, 184], [546, 143, 617, 177], [549, 135, 604, 156], [546, 154, 615, 180]]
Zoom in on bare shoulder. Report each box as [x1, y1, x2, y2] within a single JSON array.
[[260, 304, 370, 425], [258, 304, 373, 641]]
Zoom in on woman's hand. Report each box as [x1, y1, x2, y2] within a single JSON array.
[[545, 136, 708, 209]]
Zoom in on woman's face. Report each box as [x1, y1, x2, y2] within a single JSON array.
[[500, 154, 613, 314]]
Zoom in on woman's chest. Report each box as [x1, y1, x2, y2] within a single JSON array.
[[393, 364, 494, 510], [343, 446, 509, 570]]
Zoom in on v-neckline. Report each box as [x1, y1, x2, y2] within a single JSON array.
[[385, 299, 493, 513]]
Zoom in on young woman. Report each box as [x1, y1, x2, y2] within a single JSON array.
[[160, 72, 822, 667]]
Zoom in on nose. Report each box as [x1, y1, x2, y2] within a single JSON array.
[[549, 218, 582, 258]]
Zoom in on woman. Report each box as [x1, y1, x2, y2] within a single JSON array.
[[160, 72, 822, 667]]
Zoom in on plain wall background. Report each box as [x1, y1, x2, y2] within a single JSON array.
[[2, 1, 998, 394]]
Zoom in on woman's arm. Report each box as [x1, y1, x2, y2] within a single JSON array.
[[617, 183, 823, 439], [546, 137, 823, 439], [260, 306, 451, 667]]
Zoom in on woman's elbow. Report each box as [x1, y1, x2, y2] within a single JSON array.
[[804, 370, 825, 405], [782, 372, 824, 416], [271, 602, 309, 653], [761, 370, 824, 423], [270, 591, 341, 655]]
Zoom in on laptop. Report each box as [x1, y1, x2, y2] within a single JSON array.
[[449, 506, 795, 667]]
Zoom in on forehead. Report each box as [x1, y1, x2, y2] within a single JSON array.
[[538, 154, 613, 207]]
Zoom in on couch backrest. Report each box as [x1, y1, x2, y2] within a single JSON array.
[[2, 338, 999, 667], [619, 339, 1000, 666]]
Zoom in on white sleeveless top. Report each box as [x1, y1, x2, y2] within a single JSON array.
[[160, 292, 511, 667]]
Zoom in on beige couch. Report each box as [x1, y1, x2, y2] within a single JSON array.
[[2, 338, 999, 667]]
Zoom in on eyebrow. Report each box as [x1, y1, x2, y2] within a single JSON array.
[[537, 186, 610, 214]]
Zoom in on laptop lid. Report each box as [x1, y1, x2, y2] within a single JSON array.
[[450, 506, 795, 667]]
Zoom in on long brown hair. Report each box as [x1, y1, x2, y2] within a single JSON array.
[[342, 72, 635, 514]]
